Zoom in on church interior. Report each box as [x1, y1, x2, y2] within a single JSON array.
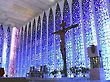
[[0, 0, 110, 82]]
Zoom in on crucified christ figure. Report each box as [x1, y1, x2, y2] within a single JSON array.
[[52, 20, 78, 77]]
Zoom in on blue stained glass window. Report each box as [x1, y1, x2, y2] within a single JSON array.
[[31, 19, 36, 67], [42, 12, 47, 65], [5, 27, 11, 76], [63, 0, 73, 76], [63, 0, 70, 27], [21, 25, 28, 76], [55, 3, 63, 73], [21, 27, 26, 77], [27, 23, 31, 71], [82, 0, 97, 67], [16, 28, 21, 77], [18, 27, 24, 77], [13, 0, 110, 79], [48, 8, 55, 72], [94, 0, 110, 80], [36, 16, 42, 66], [55, 3, 62, 31], [0, 25, 4, 67], [72, 0, 85, 71]]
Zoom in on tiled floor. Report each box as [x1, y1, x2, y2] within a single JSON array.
[[0, 77, 109, 82], [28, 77, 110, 82]]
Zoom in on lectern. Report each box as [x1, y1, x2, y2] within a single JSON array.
[[88, 45, 104, 80]]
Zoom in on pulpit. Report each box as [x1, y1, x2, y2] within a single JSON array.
[[0, 68, 5, 77], [88, 45, 104, 80]]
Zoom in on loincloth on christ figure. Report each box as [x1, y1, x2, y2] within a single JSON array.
[[60, 41, 66, 61]]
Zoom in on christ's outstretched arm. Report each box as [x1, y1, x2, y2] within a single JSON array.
[[65, 24, 78, 32]]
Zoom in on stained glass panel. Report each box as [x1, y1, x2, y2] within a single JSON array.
[[48, 8, 55, 74], [27, 23, 32, 72], [55, 4, 63, 76], [31, 19, 36, 67], [0, 25, 4, 67], [5, 27, 11, 76], [42, 12, 47, 66], [36, 16, 42, 66], [63, 0, 72, 76], [94, 0, 110, 79], [82, 0, 97, 68], [72, 0, 85, 73]]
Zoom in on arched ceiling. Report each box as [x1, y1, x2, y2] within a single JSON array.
[[0, 0, 60, 27]]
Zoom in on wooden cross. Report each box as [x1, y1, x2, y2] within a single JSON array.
[[52, 20, 78, 77]]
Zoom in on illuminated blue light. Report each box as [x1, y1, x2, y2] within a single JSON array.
[[31, 19, 36, 67], [63, 0, 73, 77], [2, 28, 7, 74], [0, 25, 4, 67], [28, 23, 32, 69], [36, 16, 42, 66], [22, 25, 28, 76], [82, 0, 97, 67], [16, 29, 21, 77], [18, 27, 24, 77], [94, 0, 110, 80], [14, 0, 110, 79], [42, 12, 48, 66], [5, 27, 11, 76], [72, 0, 85, 77], [55, 3, 63, 73], [48, 8, 55, 73]]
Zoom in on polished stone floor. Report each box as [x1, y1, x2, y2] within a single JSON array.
[[0, 77, 109, 82], [28, 77, 109, 82]]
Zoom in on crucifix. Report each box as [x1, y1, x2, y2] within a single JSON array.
[[52, 20, 78, 77]]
